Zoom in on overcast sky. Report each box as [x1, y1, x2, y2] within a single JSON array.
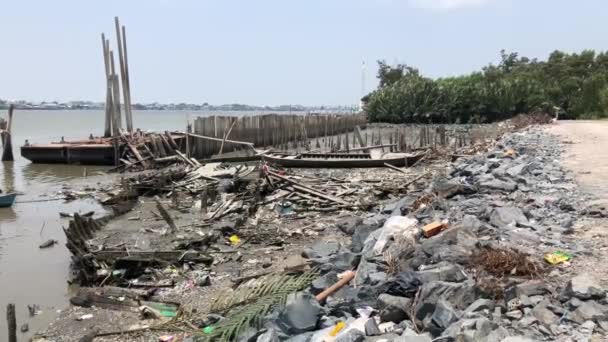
[[0, 0, 605, 106]]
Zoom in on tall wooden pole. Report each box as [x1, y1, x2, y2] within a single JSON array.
[[109, 50, 122, 135], [114, 17, 131, 133], [102, 34, 112, 137], [121, 24, 134, 132]]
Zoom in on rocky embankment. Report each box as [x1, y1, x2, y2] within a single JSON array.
[[252, 127, 608, 342]]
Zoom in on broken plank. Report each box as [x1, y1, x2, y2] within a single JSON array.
[[154, 196, 177, 232], [267, 171, 349, 205], [384, 162, 408, 174]]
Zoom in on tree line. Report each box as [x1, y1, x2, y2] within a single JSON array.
[[363, 50, 608, 123]]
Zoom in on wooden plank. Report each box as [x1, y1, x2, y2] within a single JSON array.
[[267, 171, 349, 205], [384, 162, 408, 174], [184, 131, 255, 149], [154, 196, 177, 232]]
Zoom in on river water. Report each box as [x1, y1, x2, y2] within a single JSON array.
[[0, 109, 241, 338]]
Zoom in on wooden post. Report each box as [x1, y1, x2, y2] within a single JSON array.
[[6, 303, 16, 342], [200, 187, 208, 214], [154, 196, 177, 232], [122, 24, 134, 132], [2, 104, 14, 161], [102, 34, 112, 137], [115, 17, 132, 133], [109, 50, 122, 134], [186, 124, 191, 158]]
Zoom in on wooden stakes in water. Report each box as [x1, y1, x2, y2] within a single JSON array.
[[6, 303, 16, 342], [1, 104, 14, 162]]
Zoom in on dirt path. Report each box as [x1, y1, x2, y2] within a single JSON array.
[[548, 121, 608, 204], [548, 121, 608, 289]]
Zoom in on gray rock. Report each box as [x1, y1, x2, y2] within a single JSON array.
[[284, 332, 314, 342], [415, 262, 467, 283], [378, 294, 412, 323], [335, 216, 363, 235], [428, 300, 460, 335], [506, 280, 550, 300], [473, 317, 494, 340], [568, 300, 608, 324], [490, 206, 528, 227], [394, 335, 432, 342], [365, 318, 381, 336], [597, 320, 608, 331], [415, 280, 476, 318], [506, 163, 529, 178], [480, 178, 518, 192], [257, 328, 279, 342], [335, 329, 364, 342], [278, 293, 321, 334], [517, 314, 538, 327], [464, 298, 495, 315], [564, 273, 606, 300], [302, 241, 340, 259], [311, 272, 338, 294], [486, 327, 510, 341], [432, 179, 476, 198], [506, 310, 523, 320], [501, 337, 537, 342], [531, 302, 558, 327], [369, 272, 388, 285], [197, 275, 211, 287], [328, 251, 360, 272]]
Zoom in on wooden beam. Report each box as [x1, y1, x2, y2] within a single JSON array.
[[182, 131, 255, 150], [154, 196, 177, 232], [267, 170, 349, 205]]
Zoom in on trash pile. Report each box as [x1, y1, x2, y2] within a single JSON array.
[[194, 127, 607, 342]]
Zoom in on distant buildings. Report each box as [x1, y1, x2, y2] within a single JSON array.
[[0, 99, 359, 113]]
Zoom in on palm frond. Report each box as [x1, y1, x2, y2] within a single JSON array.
[[200, 268, 318, 342]]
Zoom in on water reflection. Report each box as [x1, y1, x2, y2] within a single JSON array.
[[2, 161, 15, 192], [22, 163, 108, 185]]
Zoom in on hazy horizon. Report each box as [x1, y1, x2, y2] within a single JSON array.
[[1, 0, 606, 106]]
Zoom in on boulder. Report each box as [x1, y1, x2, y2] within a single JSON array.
[[327, 252, 361, 272], [302, 241, 341, 259], [375, 271, 421, 298], [277, 293, 321, 334], [378, 293, 413, 323], [464, 298, 495, 315], [531, 302, 559, 327], [415, 262, 467, 283], [414, 280, 477, 323], [428, 300, 460, 336], [489, 206, 528, 227], [335, 216, 364, 235], [311, 272, 338, 294], [564, 273, 606, 300], [568, 301, 608, 324], [432, 179, 476, 199]]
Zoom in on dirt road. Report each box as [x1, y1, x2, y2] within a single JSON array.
[[549, 120, 608, 204]]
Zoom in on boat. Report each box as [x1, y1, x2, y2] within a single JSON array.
[[0, 193, 17, 208], [261, 151, 425, 168]]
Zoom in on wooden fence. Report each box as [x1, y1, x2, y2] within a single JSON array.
[[191, 113, 367, 158]]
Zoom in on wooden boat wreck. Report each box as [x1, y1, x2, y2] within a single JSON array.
[[261, 150, 425, 168], [21, 133, 186, 166]]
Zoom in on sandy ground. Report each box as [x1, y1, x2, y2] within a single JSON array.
[[548, 121, 608, 288], [549, 121, 608, 205]]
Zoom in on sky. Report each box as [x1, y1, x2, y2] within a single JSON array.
[[0, 0, 606, 106]]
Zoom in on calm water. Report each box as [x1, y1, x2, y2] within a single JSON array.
[[0, 109, 230, 338]]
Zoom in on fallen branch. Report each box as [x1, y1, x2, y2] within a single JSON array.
[[315, 270, 355, 302], [154, 196, 177, 232]]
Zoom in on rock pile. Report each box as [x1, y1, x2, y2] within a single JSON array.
[[241, 128, 608, 341]]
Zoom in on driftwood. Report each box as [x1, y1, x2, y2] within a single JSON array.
[[315, 270, 355, 302], [153, 196, 177, 232], [267, 171, 348, 205]]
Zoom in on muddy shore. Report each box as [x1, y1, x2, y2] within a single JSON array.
[[30, 120, 608, 342]]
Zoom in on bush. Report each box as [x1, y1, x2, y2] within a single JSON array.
[[365, 50, 608, 123]]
